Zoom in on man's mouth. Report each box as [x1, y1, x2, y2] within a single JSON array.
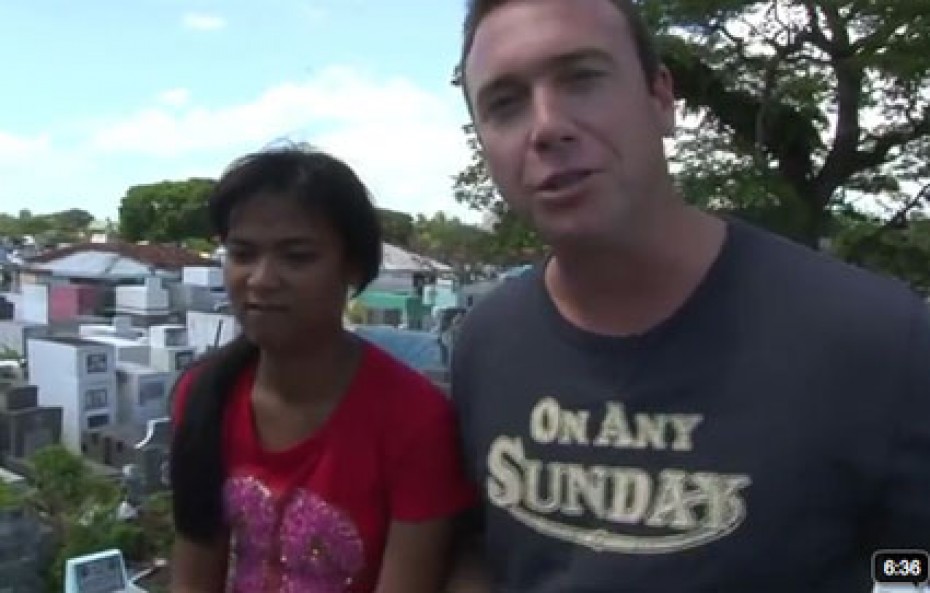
[[537, 170, 593, 192]]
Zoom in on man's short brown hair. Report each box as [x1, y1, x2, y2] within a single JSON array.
[[457, 0, 661, 91]]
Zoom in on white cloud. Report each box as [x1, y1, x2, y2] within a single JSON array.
[[157, 88, 191, 108], [0, 131, 51, 163], [0, 67, 477, 222], [181, 13, 227, 31]]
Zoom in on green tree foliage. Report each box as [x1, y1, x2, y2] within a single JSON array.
[[0, 478, 22, 510], [118, 179, 215, 243], [648, 0, 930, 245], [0, 208, 95, 244], [378, 208, 415, 247], [24, 445, 147, 592], [452, 124, 546, 264]]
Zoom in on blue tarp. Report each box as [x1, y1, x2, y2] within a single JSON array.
[[353, 325, 443, 371]]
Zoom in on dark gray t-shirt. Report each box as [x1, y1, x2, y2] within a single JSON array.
[[451, 219, 930, 592]]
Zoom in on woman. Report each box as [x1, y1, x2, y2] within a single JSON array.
[[169, 146, 476, 593]]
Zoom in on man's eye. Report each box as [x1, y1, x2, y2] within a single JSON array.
[[564, 69, 604, 85], [485, 93, 523, 121]]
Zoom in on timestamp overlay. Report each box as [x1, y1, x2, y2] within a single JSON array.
[[873, 550, 930, 587]]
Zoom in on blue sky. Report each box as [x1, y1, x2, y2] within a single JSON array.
[[0, 0, 481, 223]]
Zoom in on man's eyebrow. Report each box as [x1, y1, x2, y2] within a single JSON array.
[[475, 48, 615, 107]]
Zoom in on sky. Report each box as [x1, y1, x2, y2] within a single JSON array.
[[0, 0, 481, 223]]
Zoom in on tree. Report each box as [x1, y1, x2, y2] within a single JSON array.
[[119, 179, 215, 243], [451, 1, 930, 287], [0, 478, 22, 510], [410, 212, 488, 268], [649, 0, 930, 247], [378, 208, 415, 247], [51, 209, 95, 234], [452, 124, 546, 264], [0, 208, 94, 244]]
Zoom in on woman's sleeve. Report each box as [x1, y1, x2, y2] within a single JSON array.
[[386, 381, 479, 522]]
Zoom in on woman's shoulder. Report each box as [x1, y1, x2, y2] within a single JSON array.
[[356, 340, 452, 413], [170, 344, 256, 427]]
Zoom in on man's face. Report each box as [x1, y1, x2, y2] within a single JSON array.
[[223, 192, 355, 352], [464, 0, 676, 247]]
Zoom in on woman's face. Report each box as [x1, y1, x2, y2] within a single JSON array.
[[223, 192, 356, 352]]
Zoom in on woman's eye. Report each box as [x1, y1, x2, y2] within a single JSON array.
[[227, 249, 254, 263], [283, 252, 315, 263]]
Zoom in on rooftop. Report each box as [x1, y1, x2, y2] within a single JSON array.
[[25, 242, 217, 278], [34, 335, 103, 348], [381, 243, 451, 273]]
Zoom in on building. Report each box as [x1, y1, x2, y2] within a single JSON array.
[[170, 266, 227, 313], [114, 362, 173, 427], [186, 311, 239, 355], [0, 380, 62, 462], [368, 243, 452, 295], [0, 320, 49, 358], [26, 337, 117, 454], [0, 479, 43, 593]]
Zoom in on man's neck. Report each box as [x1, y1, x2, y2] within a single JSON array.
[[545, 203, 726, 337]]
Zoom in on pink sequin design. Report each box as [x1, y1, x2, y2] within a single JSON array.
[[224, 475, 365, 593], [224, 476, 277, 592]]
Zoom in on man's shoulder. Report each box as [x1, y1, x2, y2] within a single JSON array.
[[737, 220, 924, 331], [462, 268, 540, 327]]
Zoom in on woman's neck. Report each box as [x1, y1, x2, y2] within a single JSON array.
[[255, 330, 362, 405]]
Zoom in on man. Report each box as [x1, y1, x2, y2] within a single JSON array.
[[448, 0, 930, 591]]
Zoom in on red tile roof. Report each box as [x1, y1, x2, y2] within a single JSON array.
[[26, 241, 217, 270]]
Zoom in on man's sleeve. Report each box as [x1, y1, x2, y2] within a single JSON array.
[[387, 383, 479, 522], [875, 298, 930, 548]]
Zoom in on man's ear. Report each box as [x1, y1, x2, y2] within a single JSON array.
[[651, 65, 677, 138]]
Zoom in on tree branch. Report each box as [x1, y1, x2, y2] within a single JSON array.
[[854, 106, 930, 171], [845, 182, 930, 264]]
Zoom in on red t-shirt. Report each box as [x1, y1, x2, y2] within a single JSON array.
[[172, 341, 477, 593]]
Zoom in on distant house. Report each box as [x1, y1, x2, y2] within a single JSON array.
[[11, 243, 219, 323], [20, 242, 216, 284], [368, 243, 452, 294]]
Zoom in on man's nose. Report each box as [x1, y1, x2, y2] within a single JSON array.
[[528, 86, 577, 153]]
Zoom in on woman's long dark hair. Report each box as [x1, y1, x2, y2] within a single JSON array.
[[169, 144, 382, 543]]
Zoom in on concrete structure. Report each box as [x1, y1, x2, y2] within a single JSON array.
[[48, 283, 103, 322], [81, 423, 146, 471], [27, 337, 117, 454], [186, 311, 238, 355], [149, 324, 187, 349], [0, 503, 43, 593], [0, 382, 62, 461], [0, 320, 48, 358], [114, 277, 170, 317], [79, 318, 150, 365], [182, 266, 223, 288], [114, 362, 173, 427], [19, 283, 48, 325], [0, 296, 13, 321]]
